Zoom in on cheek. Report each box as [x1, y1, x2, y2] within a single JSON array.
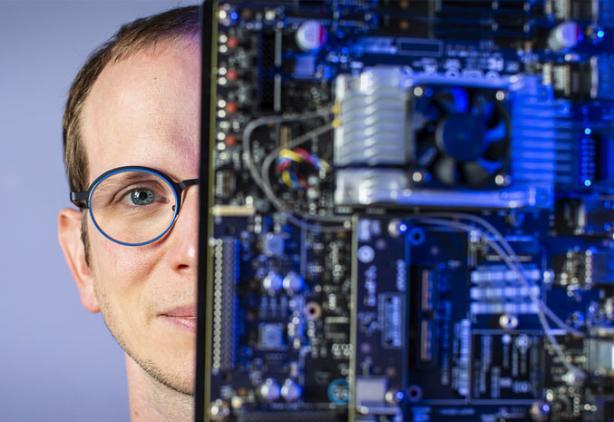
[[88, 225, 160, 315]]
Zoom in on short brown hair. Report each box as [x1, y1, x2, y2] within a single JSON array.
[[61, 6, 200, 260], [62, 5, 200, 196]]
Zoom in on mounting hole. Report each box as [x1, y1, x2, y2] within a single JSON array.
[[407, 385, 423, 402], [408, 228, 425, 245], [304, 302, 321, 320], [357, 245, 375, 263]]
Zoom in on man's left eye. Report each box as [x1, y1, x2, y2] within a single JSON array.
[[129, 188, 155, 205]]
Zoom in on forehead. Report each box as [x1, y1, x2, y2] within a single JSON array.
[[81, 37, 200, 184]]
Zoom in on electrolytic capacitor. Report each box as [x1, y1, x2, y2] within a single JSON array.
[[259, 378, 281, 402], [296, 20, 327, 52], [548, 22, 583, 51], [281, 379, 302, 402], [263, 271, 283, 295], [283, 271, 305, 295]]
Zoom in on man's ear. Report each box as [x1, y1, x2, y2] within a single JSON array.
[[58, 208, 100, 313]]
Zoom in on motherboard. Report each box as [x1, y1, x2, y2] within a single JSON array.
[[197, 1, 613, 421]]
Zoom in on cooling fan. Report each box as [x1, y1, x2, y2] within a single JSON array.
[[411, 86, 511, 188]]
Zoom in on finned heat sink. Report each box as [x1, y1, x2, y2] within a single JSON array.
[[333, 70, 557, 209]]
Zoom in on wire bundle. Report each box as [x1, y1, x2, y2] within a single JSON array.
[[242, 110, 349, 232], [275, 148, 331, 189], [242, 112, 585, 379], [409, 212, 586, 379]]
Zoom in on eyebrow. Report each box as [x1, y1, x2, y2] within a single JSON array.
[[95, 171, 167, 192]]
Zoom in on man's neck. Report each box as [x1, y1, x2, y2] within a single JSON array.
[[125, 355, 193, 422]]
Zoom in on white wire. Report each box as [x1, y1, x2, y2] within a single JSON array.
[[240, 114, 581, 373], [413, 215, 582, 374], [241, 111, 349, 233], [423, 212, 585, 337], [242, 111, 329, 190], [260, 124, 349, 224]]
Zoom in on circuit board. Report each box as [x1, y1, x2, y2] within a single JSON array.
[[197, 1, 613, 421]]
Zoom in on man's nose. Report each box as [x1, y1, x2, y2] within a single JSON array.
[[166, 186, 199, 273]]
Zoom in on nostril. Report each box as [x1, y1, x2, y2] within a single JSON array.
[[176, 263, 191, 272]]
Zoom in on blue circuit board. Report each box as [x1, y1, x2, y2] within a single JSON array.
[[198, 1, 613, 421]]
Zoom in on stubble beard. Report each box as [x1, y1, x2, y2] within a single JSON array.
[[84, 225, 194, 397], [95, 285, 195, 397]]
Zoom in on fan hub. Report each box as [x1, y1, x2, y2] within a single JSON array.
[[436, 114, 485, 162]]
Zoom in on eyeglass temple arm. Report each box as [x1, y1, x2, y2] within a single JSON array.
[[70, 191, 88, 208], [178, 179, 200, 190]]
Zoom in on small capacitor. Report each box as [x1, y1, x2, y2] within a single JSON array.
[[562, 368, 586, 387], [263, 271, 283, 295], [530, 401, 551, 422], [283, 271, 305, 295], [224, 133, 237, 147], [499, 313, 519, 330], [224, 101, 238, 114], [226, 68, 239, 82], [209, 399, 231, 421], [259, 378, 281, 402], [227, 36, 239, 49], [296, 20, 327, 52], [281, 379, 302, 402]]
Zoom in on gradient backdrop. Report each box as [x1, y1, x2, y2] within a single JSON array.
[[0, 1, 200, 420]]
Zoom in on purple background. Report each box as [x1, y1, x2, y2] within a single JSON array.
[[0, 1, 199, 420]]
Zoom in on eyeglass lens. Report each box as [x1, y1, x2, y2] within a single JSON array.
[[89, 170, 177, 245]]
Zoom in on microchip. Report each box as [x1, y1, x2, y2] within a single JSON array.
[[379, 294, 403, 349], [263, 233, 285, 257], [586, 332, 614, 376], [258, 323, 286, 350]]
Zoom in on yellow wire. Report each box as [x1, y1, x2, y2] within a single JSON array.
[[279, 149, 304, 162], [282, 171, 293, 187]]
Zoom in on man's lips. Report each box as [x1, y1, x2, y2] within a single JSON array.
[[160, 305, 197, 332], [160, 304, 196, 318]]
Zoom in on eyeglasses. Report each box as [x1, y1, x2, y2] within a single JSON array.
[[70, 166, 199, 246]]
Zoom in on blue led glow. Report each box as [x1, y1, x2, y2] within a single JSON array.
[[584, 128, 592, 135], [399, 223, 408, 233], [584, 179, 592, 187], [597, 30, 605, 39]]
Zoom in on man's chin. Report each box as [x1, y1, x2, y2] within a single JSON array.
[[137, 353, 196, 396], [121, 330, 196, 396]]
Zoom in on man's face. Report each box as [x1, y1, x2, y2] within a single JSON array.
[[72, 38, 200, 394]]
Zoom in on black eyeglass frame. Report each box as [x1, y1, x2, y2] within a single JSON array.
[[70, 165, 200, 246]]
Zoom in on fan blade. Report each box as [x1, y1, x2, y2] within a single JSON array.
[[434, 87, 469, 114], [484, 120, 507, 144], [463, 161, 494, 187], [414, 107, 440, 131], [433, 96, 453, 115], [417, 102, 443, 130], [417, 144, 438, 167], [450, 87, 470, 113], [476, 97, 496, 123], [413, 113, 428, 132], [476, 157, 503, 173], [486, 103, 501, 128], [434, 155, 460, 185]]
